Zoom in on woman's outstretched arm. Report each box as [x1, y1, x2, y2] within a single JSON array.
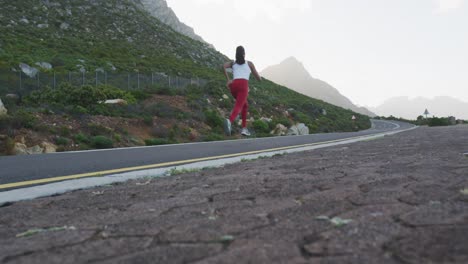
[[222, 62, 233, 81], [248, 61, 262, 81]]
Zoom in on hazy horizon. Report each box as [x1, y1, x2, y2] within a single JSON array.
[[165, 0, 468, 108]]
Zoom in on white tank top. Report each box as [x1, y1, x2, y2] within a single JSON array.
[[232, 61, 251, 80]]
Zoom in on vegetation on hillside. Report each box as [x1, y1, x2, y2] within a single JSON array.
[[0, 0, 226, 77], [0, 0, 372, 155]]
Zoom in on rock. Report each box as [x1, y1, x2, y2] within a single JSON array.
[[19, 63, 38, 78], [60, 22, 70, 30], [5, 94, 19, 100], [271, 124, 288, 136], [13, 143, 28, 155], [27, 145, 44, 155], [15, 136, 26, 145], [0, 98, 7, 116], [35, 62, 52, 70], [222, 94, 229, 100], [260, 117, 272, 123], [103, 99, 127, 105], [0, 134, 7, 140], [37, 24, 49, 29], [40, 142, 57, 153], [287, 123, 310, 136]]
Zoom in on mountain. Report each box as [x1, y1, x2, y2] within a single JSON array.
[[369, 96, 468, 120], [0, 0, 225, 76], [261, 57, 376, 117], [139, 0, 207, 44]]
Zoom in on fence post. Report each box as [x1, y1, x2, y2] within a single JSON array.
[[19, 71, 22, 91]]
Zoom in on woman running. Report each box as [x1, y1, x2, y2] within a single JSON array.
[[222, 46, 262, 136]]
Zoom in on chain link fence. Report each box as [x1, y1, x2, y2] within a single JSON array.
[[0, 70, 208, 96]]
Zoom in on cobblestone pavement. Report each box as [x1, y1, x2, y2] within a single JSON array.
[[1, 125, 467, 263]]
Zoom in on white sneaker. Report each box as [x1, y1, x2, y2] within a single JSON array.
[[241, 128, 251, 136], [223, 119, 232, 136]]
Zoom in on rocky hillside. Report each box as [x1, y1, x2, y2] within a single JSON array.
[[139, 0, 207, 44], [261, 57, 376, 117], [0, 0, 225, 76]]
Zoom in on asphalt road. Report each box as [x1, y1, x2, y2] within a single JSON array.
[[0, 120, 414, 190]]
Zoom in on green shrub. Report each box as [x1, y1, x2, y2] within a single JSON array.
[[145, 138, 170, 146], [203, 133, 224, 142], [130, 90, 151, 101], [252, 120, 270, 134], [59, 126, 71, 137], [87, 123, 112, 136], [4, 137, 15, 155], [143, 115, 153, 126], [55, 137, 70, 146], [12, 110, 37, 129], [113, 133, 122, 143], [428, 117, 450, 127], [74, 133, 90, 144], [25, 83, 136, 108], [90, 136, 113, 149], [204, 110, 223, 129]]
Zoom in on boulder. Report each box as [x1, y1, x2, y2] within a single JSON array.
[[35, 62, 52, 70], [27, 145, 44, 155], [270, 124, 288, 136], [0, 98, 7, 116], [260, 117, 272, 123], [41, 142, 57, 153], [15, 136, 26, 144], [19, 63, 38, 77], [13, 143, 28, 155], [5, 94, 19, 100], [287, 123, 310, 136], [104, 99, 127, 105]]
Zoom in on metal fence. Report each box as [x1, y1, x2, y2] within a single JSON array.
[[0, 70, 208, 96]]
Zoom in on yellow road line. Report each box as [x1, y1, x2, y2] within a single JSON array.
[[0, 135, 373, 190]]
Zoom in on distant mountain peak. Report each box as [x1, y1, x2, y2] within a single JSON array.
[[261, 57, 376, 117], [281, 56, 301, 64], [140, 0, 208, 44]]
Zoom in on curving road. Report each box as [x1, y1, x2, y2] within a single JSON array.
[[0, 120, 415, 191]]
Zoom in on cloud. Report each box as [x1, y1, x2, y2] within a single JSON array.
[[434, 0, 464, 13]]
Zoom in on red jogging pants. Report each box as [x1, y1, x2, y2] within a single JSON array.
[[229, 79, 249, 128]]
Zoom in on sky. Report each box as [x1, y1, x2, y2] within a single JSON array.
[[165, 0, 468, 107]]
